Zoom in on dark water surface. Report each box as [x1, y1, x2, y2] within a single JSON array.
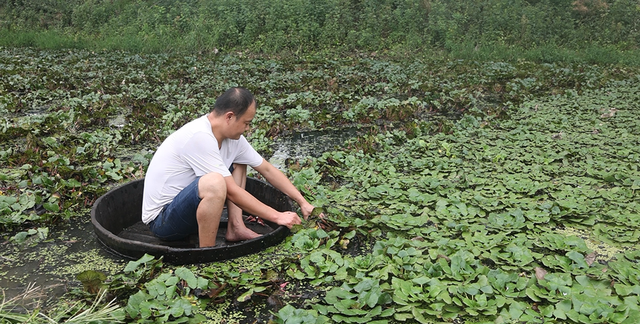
[[0, 218, 125, 305]]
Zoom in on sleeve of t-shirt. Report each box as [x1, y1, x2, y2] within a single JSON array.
[[234, 136, 264, 168], [180, 132, 232, 177]]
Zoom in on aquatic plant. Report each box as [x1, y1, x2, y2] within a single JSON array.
[[1, 47, 640, 323], [278, 74, 640, 323]]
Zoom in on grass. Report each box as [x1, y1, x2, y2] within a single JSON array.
[[448, 41, 640, 66], [0, 30, 88, 50], [0, 284, 123, 324], [1, 28, 639, 66]]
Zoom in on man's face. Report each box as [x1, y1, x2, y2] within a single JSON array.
[[229, 101, 255, 139]]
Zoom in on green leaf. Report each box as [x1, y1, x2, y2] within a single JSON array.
[[76, 270, 107, 293], [66, 178, 82, 187], [11, 231, 29, 243], [412, 307, 429, 324], [508, 301, 526, 320], [253, 286, 267, 293], [525, 287, 542, 302], [366, 289, 381, 308], [126, 291, 150, 318], [237, 288, 254, 302], [538, 305, 554, 318], [344, 230, 356, 240], [553, 308, 567, 319], [291, 224, 304, 233], [42, 202, 59, 212], [412, 277, 430, 286], [380, 307, 395, 317], [394, 312, 413, 321], [124, 254, 156, 273], [553, 299, 571, 319], [325, 286, 358, 304], [566, 251, 589, 269], [311, 207, 325, 217], [175, 267, 198, 288], [615, 284, 640, 296], [354, 279, 376, 293], [36, 227, 48, 240]]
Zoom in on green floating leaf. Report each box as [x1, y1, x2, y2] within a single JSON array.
[[412, 307, 430, 324], [11, 231, 29, 243], [291, 224, 304, 233], [311, 207, 325, 217], [394, 312, 413, 321], [36, 227, 49, 240], [175, 267, 198, 288], [76, 269, 106, 281], [344, 230, 356, 240], [124, 254, 157, 273], [76, 270, 107, 294], [42, 202, 59, 212], [237, 288, 254, 302]]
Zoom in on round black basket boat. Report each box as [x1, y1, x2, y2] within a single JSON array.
[[91, 177, 293, 265]]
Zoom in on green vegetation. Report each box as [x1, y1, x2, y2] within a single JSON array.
[[282, 78, 640, 323], [1, 47, 635, 233], [1, 0, 640, 320], [1, 0, 640, 64], [0, 283, 124, 323], [0, 2, 638, 323], [1, 45, 640, 323]]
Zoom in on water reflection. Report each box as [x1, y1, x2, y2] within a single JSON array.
[[268, 127, 361, 170]]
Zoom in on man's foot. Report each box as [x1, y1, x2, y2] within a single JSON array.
[[225, 225, 260, 242]]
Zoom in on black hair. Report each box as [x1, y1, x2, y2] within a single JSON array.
[[212, 87, 255, 117]]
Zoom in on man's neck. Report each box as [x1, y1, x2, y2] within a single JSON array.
[[207, 112, 226, 149]]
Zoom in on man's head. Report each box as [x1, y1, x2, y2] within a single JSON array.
[[211, 87, 256, 140], [212, 87, 255, 117]]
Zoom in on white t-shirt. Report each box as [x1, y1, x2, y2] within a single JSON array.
[[141, 114, 263, 224]]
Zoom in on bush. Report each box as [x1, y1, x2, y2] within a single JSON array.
[[0, 0, 638, 59]]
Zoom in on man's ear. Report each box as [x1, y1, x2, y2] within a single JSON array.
[[225, 111, 235, 121]]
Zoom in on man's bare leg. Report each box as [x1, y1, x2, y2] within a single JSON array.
[[225, 164, 261, 242], [197, 172, 227, 247]]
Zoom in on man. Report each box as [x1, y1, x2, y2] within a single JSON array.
[[142, 87, 316, 247]]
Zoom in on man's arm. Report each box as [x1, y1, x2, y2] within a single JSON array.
[[224, 176, 301, 227], [253, 159, 315, 219]]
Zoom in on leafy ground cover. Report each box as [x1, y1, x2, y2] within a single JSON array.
[[283, 78, 640, 323], [1, 47, 639, 323]]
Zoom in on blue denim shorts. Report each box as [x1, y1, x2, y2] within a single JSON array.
[[148, 176, 202, 241]]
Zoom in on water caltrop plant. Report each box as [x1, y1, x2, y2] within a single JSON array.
[[3, 47, 633, 232], [1, 47, 640, 323], [279, 77, 640, 323]]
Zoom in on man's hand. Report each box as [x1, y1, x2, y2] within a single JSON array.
[[253, 160, 323, 221], [300, 202, 315, 220], [276, 211, 301, 228]]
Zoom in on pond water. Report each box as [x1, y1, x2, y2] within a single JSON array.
[[267, 127, 362, 169], [0, 128, 361, 306], [0, 218, 122, 307]]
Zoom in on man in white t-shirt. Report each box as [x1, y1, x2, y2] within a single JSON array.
[[142, 87, 316, 247]]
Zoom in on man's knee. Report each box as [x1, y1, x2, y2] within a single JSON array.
[[198, 173, 227, 199]]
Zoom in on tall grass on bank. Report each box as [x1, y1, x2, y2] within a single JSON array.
[[1, 28, 639, 66], [0, 30, 88, 50], [1, 0, 639, 63], [448, 42, 640, 66], [0, 29, 214, 55]]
